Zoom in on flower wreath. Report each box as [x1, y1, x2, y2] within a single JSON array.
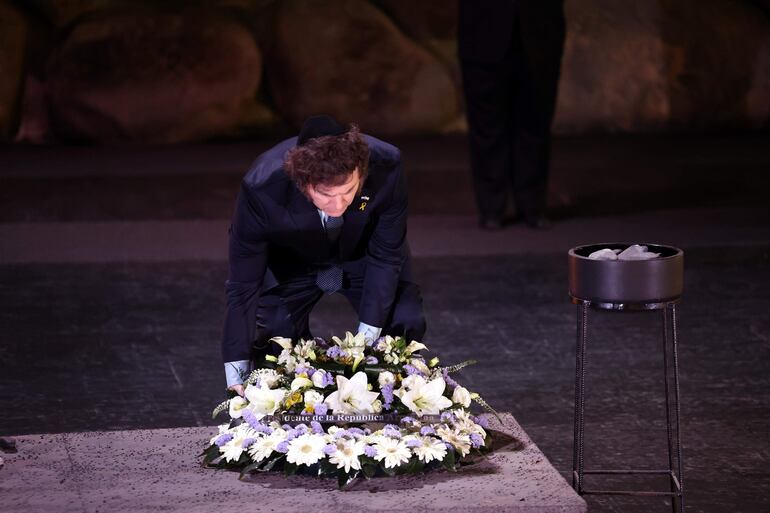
[[202, 333, 496, 487]]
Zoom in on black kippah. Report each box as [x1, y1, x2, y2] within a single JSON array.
[[297, 115, 347, 146]]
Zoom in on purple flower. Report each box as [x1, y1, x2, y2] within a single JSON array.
[[334, 429, 348, 439], [365, 356, 378, 365], [382, 424, 402, 438], [295, 365, 315, 377], [242, 437, 256, 448], [404, 364, 424, 377], [400, 416, 416, 424], [444, 442, 454, 451], [347, 427, 365, 437], [282, 424, 293, 431], [214, 433, 233, 446], [405, 438, 422, 448], [294, 424, 308, 435], [381, 383, 394, 409], [241, 409, 261, 430], [419, 426, 436, 436], [285, 430, 299, 441], [364, 445, 377, 458], [254, 423, 273, 435], [441, 411, 457, 423], [311, 421, 324, 434], [323, 372, 336, 387], [326, 346, 343, 359], [276, 441, 290, 453], [471, 415, 489, 429], [314, 402, 328, 416], [442, 369, 459, 388], [470, 433, 484, 448], [323, 444, 337, 456]]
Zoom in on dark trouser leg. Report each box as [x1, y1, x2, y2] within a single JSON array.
[[253, 274, 323, 358], [339, 278, 427, 342], [460, 57, 516, 221], [512, 3, 565, 219]]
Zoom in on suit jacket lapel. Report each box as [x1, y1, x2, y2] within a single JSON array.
[[286, 186, 327, 256], [340, 190, 373, 260]]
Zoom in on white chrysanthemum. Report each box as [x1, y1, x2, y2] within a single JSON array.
[[437, 425, 472, 457], [452, 409, 487, 438], [324, 372, 380, 414], [412, 436, 447, 463], [377, 371, 395, 388], [244, 383, 287, 420], [221, 424, 258, 463], [397, 376, 453, 416], [209, 424, 230, 446], [228, 396, 249, 419], [248, 434, 278, 462], [374, 437, 412, 468], [286, 433, 327, 466], [329, 439, 365, 473]]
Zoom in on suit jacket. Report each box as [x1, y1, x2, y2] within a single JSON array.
[[221, 134, 409, 363]]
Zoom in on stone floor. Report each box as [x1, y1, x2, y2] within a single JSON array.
[[1, 133, 769, 512]]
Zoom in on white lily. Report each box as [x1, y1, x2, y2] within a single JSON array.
[[228, 396, 249, 419], [244, 383, 287, 420], [324, 372, 380, 414], [290, 376, 313, 391], [270, 336, 294, 350], [398, 375, 453, 416], [405, 340, 427, 354]]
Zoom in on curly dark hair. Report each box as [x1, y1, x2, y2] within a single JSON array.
[[284, 125, 369, 191]]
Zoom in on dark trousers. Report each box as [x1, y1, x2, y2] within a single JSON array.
[[460, 5, 565, 221], [252, 271, 426, 356]]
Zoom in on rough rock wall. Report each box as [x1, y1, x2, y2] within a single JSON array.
[[2, 0, 769, 143]]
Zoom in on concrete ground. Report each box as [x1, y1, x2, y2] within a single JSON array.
[[1, 133, 769, 512]]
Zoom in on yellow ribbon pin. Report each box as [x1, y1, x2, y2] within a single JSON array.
[[359, 202, 367, 211]]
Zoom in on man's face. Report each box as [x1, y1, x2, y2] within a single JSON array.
[[305, 168, 361, 217]]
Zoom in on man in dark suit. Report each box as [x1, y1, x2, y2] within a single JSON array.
[[459, 0, 565, 230], [222, 115, 425, 394]]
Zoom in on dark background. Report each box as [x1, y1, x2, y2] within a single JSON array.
[[1, 1, 769, 513]]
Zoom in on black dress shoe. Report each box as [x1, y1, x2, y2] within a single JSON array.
[[479, 216, 505, 231], [524, 215, 552, 230]]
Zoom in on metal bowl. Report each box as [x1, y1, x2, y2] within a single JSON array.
[[568, 243, 684, 307]]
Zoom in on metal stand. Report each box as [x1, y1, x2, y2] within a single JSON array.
[[571, 297, 684, 513]]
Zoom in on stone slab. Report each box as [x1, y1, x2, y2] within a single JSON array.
[[0, 413, 586, 513]]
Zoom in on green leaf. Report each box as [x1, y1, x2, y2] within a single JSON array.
[[337, 470, 360, 489], [362, 462, 377, 479], [201, 444, 222, 466], [239, 461, 262, 480], [284, 462, 298, 476], [261, 454, 285, 472], [442, 449, 457, 472]]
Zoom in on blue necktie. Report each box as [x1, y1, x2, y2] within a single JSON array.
[[316, 216, 343, 294]]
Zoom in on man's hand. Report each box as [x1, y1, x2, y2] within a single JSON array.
[[228, 384, 245, 397]]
